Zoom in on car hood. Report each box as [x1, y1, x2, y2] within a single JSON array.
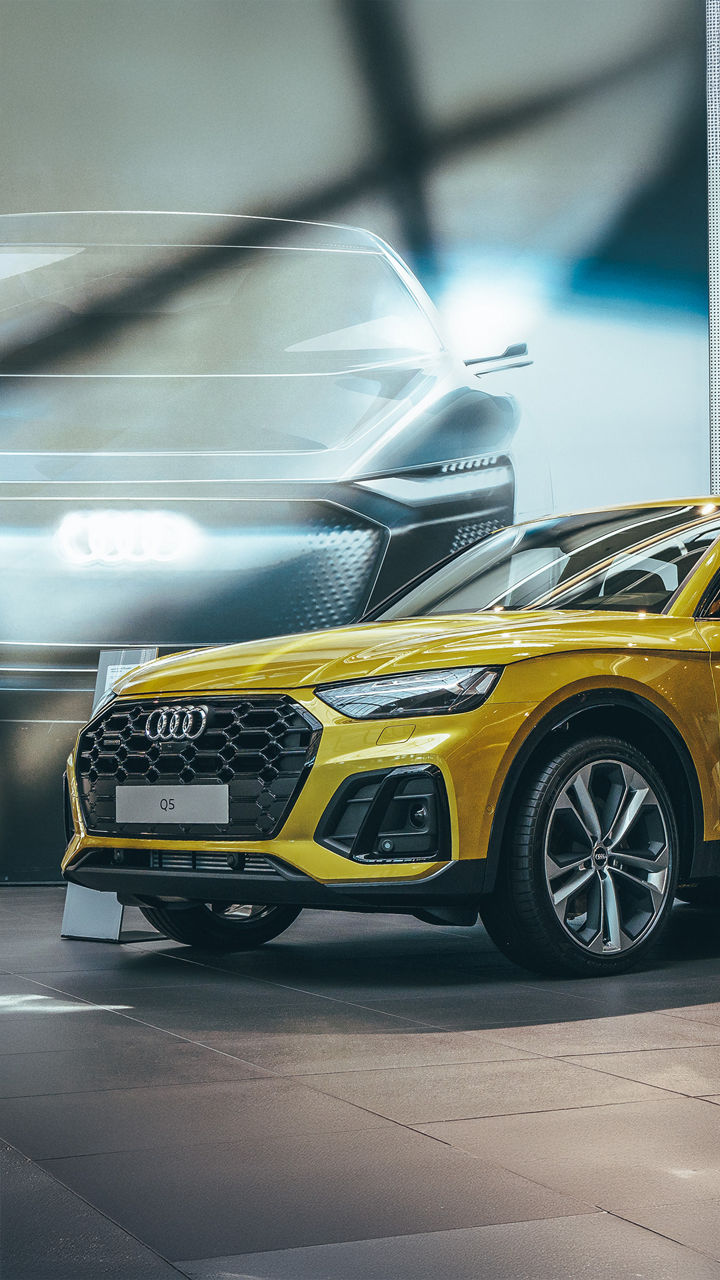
[[0, 363, 448, 483], [114, 610, 702, 696]]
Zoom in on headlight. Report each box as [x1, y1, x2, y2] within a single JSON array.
[[316, 666, 502, 719]]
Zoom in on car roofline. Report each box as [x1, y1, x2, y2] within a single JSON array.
[[512, 498, 718, 529], [0, 210, 386, 254], [366, 502, 720, 621]]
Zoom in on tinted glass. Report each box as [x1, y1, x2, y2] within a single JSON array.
[[379, 505, 717, 618]]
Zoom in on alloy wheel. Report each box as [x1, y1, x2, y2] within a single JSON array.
[[543, 758, 671, 955]]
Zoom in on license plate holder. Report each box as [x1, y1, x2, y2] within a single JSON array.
[[115, 784, 229, 825]]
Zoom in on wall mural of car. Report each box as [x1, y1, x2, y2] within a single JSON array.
[[0, 211, 525, 881], [64, 499, 720, 976]]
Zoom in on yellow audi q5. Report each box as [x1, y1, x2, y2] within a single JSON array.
[[62, 500, 720, 976]]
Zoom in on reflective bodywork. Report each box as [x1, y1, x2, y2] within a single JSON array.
[[62, 499, 720, 972]]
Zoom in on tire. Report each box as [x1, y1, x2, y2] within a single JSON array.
[[140, 901, 302, 951], [480, 735, 679, 977]]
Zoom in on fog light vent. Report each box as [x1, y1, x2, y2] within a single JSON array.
[[315, 765, 450, 863]]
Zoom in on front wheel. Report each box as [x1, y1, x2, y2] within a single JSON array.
[[140, 901, 302, 951], [480, 736, 679, 977]]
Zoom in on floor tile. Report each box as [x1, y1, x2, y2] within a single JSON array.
[[564, 1045, 720, 1095], [330, 985, 603, 1031], [521, 961, 720, 1014], [0, 976, 61, 999], [177, 1213, 720, 1280], [294, 1055, 669, 1125], [216, 949, 521, 1002], [40, 1126, 592, 1259], [0, 1009, 142, 1055], [487, 1012, 720, 1057], [621, 1199, 720, 1262], [0, 1036, 267, 1098], [565, 980, 720, 1022], [419, 1096, 720, 1212], [0, 936, 168, 973], [666, 1003, 720, 1028], [0, 1075, 389, 1159], [0, 1141, 183, 1280], [199, 1027, 537, 1076], [100, 983, 432, 1038], [18, 955, 221, 996]]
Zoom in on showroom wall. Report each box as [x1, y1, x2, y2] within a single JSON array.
[[0, 0, 709, 881], [1, 0, 708, 505]]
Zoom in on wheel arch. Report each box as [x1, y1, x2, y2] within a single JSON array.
[[482, 688, 705, 894]]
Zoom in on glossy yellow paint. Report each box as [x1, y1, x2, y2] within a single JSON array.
[[63, 526, 720, 883]]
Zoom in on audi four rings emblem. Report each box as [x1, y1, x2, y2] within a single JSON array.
[[145, 705, 209, 741]]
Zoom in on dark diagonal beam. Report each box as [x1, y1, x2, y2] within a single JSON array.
[[0, 17, 689, 373], [339, 0, 436, 274]]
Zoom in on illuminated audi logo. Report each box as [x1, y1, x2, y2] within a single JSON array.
[[145, 705, 209, 741], [56, 511, 199, 565]]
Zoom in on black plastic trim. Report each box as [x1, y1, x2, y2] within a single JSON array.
[[315, 764, 452, 862], [62, 771, 73, 845], [687, 840, 720, 879], [64, 854, 486, 911]]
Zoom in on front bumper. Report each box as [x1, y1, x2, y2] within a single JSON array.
[[64, 847, 487, 911], [63, 689, 531, 904]]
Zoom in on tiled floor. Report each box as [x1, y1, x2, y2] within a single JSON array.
[[2, 889, 720, 1278]]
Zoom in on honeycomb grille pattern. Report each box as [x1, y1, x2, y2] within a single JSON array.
[[77, 696, 321, 839], [276, 518, 385, 632], [449, 518, 505, 555]]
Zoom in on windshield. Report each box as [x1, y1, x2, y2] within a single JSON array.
[[0, 244, 441, 375], [378, 505, 720, 619], [0, 241, 443, 454]]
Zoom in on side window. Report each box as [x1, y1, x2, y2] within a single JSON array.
[[700, 575, 720, 618], [689, 532, 720, 617], [550, 524, 720, 615]]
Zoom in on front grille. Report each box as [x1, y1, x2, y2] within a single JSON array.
[[5, 497, 386, 647], [77, 696, 321, 840], [276, 512, 385, 632], [149, 851, 281, 875]]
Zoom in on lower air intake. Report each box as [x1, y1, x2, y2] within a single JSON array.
[[149, 852, 281, 875], [316, 765, 451, 863]]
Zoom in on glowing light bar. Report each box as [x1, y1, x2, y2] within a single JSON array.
[[440, 455, 498, 475]]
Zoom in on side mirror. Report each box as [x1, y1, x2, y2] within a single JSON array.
[[464, 342, 532, 375]]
